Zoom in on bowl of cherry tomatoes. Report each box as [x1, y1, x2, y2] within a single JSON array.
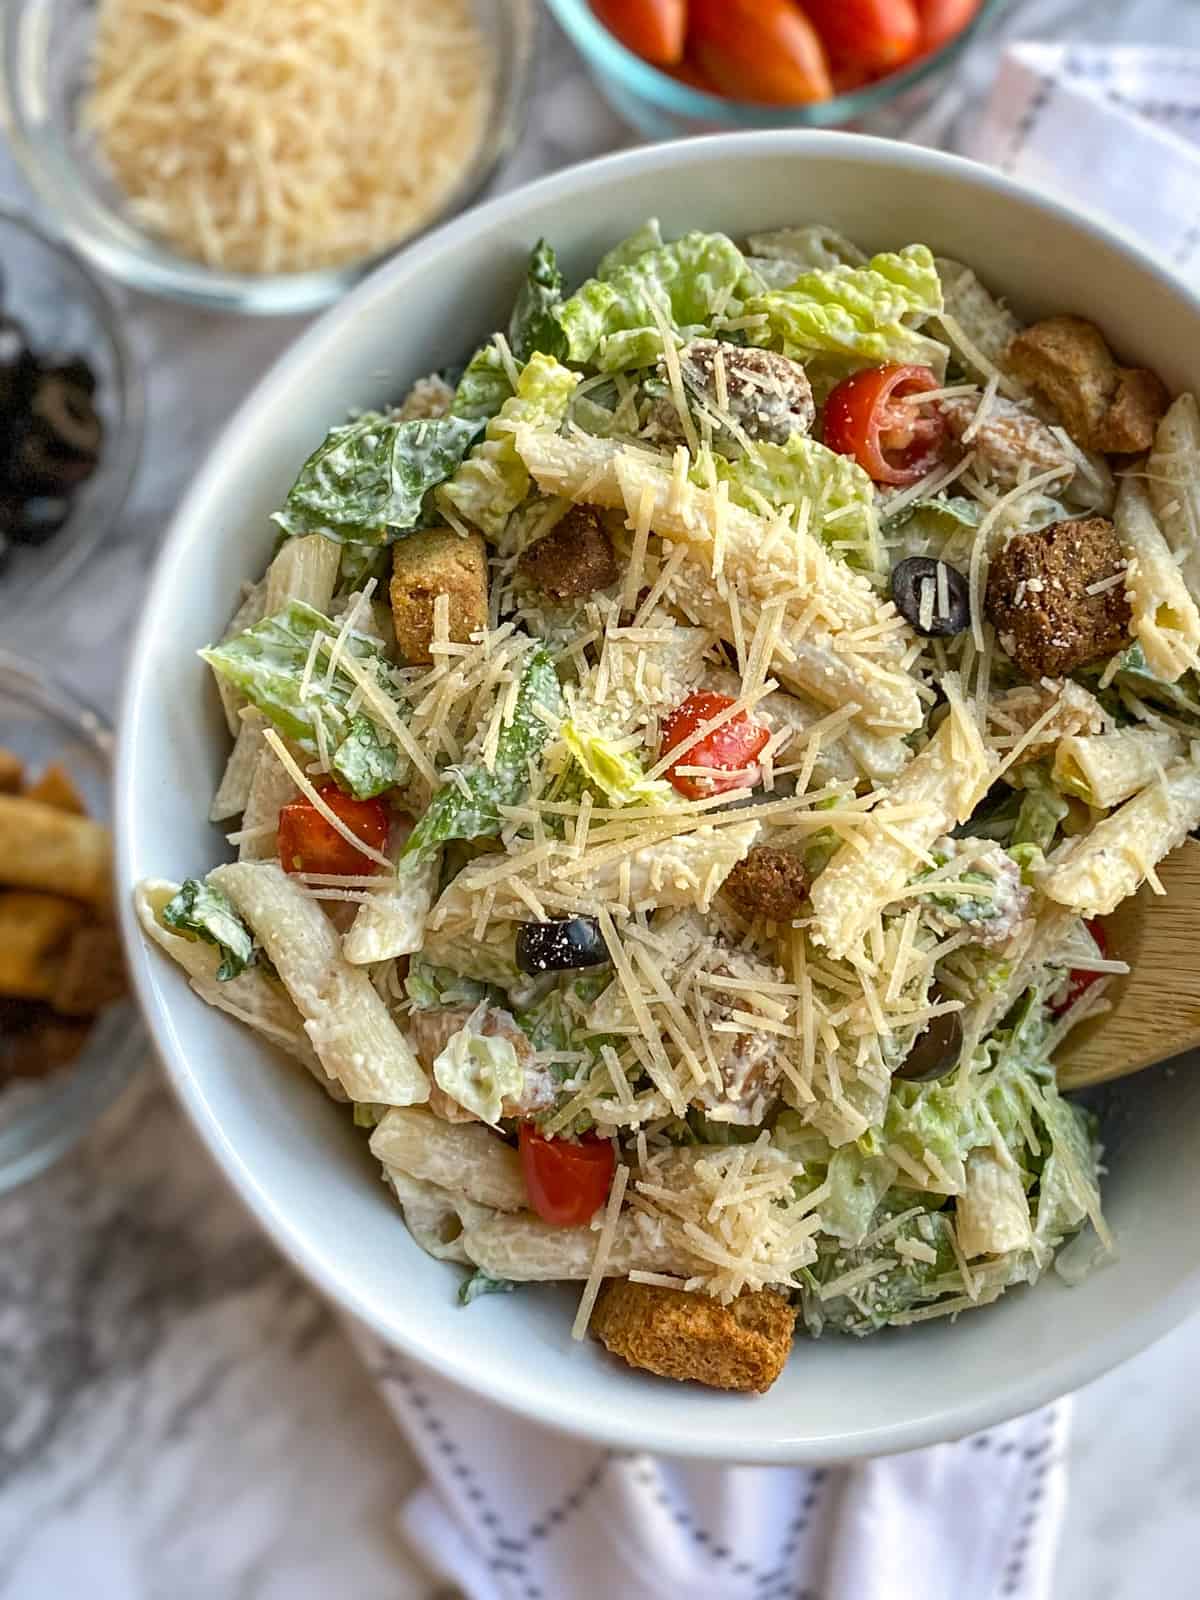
[[545, 0, 1005, 137]]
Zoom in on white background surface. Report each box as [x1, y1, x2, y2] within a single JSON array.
[[2, 2, 1199, 1594]]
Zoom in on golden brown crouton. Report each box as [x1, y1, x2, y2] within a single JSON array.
[[986, 517, 1130, 679], [50, 924, 128, 1017], [722, 846, 809, 923], [390, 527, 488, 665], [0, 892, 84, 1000], [24, 760, 87, 814], [0, 749, 23, 794], [0, 795, 113, 907], [591, 1281, 796, 1393], [1007, 316, 1167, 455], [517, 506, 619, 599]]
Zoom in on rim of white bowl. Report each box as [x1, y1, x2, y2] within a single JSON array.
[[116, 130, 1200, 1462]]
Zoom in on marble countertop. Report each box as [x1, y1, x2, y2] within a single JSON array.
[[4, 4, 1200, 1596]]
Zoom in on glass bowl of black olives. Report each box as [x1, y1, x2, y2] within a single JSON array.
[[0, 206, 143, 621]]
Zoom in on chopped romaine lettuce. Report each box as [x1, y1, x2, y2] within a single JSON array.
[[1014, 763, 1069, 852], [162, 879, 255, 981], [509, 240, 568, 364], [439, 354, 580, 538], [597, 219, 664, 281], [459, 1269, 516, 1305], [747, 244, 947, 377], [560, 721, 671, 808], [405, 959, 497, 1011], [201, 600, 412, 798], [431, 1013, 524, 1125], [452, 342, 514, 424], [556, 231, 763, 373], [885, 495, 982, 567], [352, 1102, 388, 1129], [402, 644, 561, 865], [273, 412, 482, 544]]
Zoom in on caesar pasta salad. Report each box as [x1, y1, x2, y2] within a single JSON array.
[[137, 219, 1200, 1393]]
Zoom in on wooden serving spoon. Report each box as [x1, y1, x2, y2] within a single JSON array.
[[1055, 840, 1200, 1090]]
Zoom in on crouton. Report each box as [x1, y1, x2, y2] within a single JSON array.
[[1007, 316, 1167, 455], [986, 517, 1131, 679], [0, 1000, 91, 1084], [938, 394, 1075, 488], [649, 340, 815, 453], [389, 527, 488, 665], [0, 794, 113, 907], [0, 748, 22, 794], [722, 846, 809, 923], [50, 923, 128, 1017], [24, 760, 87, 814], [0, 892, 84, 999], [591, 1280, 796, 1394], [517, 506, 619, 599]]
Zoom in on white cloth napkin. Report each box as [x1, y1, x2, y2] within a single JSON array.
[[349, 44, 1199, 1600]]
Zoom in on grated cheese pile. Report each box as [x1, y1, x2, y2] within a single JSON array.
[[84, 0, 494, 274]]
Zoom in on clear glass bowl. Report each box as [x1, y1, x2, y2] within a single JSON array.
[[544, 0, 1009, 140], [0, 0, 537, 315], [0, 651, 142, 1193], [0, 206, 143, 624]]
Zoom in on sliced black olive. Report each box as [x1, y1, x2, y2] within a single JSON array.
[[516, 916, 610, 975], [31, 371, 103, 459], [13, 496, 71, 546], [894, 1010, 964, 1083], [891, 556, 971, 638]]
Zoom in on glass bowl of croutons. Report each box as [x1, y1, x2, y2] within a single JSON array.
[[0, 652, 141, 1191]]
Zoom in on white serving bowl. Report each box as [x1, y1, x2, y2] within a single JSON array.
[[116, 132, 1200, 1463]]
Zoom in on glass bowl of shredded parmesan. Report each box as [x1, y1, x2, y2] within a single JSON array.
[[0, 0, 537, 314]]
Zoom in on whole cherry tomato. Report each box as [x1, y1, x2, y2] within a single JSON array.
[[688, 0, 833, 105], [803, 0, 921, 74], [660, 690, 771, 801], [590, 0, 686, 65], [277, 785, 391, 876], [823, 363, 947, 486], [519, 1126, 616, 1227]]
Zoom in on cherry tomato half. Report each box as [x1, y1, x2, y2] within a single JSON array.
[[688, 0, 833, 105], [1050, 919, 1109, 1018], [802, 0, 920, 74], [519, 1126, 616, 1227], [590, 0, 686, 65], [660, 690, 771, 801], [277, 785, 390, 877], [915, 0, 982, 54], [823, 363, 947, 486]]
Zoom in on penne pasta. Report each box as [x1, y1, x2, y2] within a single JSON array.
[[1054, 728, 1183, 810], [1116, 473, 1200, 681], [460, 1208, 690, 1282], [210, 710, 266, 823], [264, 532, 341, 616], [371, 1107, 527, 1212], [212, 578, 268, 736], [343, 853, 439, 965], [210, 861, 429, 1105], [1148, 393, 1200, 602]]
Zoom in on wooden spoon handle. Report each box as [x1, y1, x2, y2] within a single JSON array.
[[1055, 840, 1200, 1090]]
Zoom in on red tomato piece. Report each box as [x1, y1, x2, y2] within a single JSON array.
[[591, 0, 687, 65], [823, 363, 947, 486], [688, 0, 833, 105], [803, 0, 920, 74], [660, 690, 771, 801], [519, 1126, 616, 1227], [277, 785, 390, 877], [1050, 919, 1109, 1018], [915, 0, 981, 53]]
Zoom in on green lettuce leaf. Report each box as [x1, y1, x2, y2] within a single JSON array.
[[405, 958, 498, 1011], [885, 495, 982, 566], [459, 1269, 516, 1306], [560, 720, 672, 808], [703, 435, 880, 574], [273, 413, 482, 544], [555, 231, 763, 373], [162, 879, 255, 981], [747, 244, 947, 376], [745, 224, 867, 275], [432, 1017, 524, 1125], [439, 354, 580, 538], [822, 1144, 900, 1245], [509, 240, 568, 363], [597, 219, 664, 280], [452, 342, 514, 424], [402, 644, 562, 865], [1014, 762, 1069, 852], [201, 600, 411, 798]]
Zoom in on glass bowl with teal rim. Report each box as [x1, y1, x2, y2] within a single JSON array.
[[0, 651, 142, 1193], [543, 0, 1009, 141]]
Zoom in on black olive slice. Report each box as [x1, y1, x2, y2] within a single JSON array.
[[516, 917, 609, 975], [891, 556, 971, 638], [894, 1010, 964, 1083], [31, 372, 103, 460]]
